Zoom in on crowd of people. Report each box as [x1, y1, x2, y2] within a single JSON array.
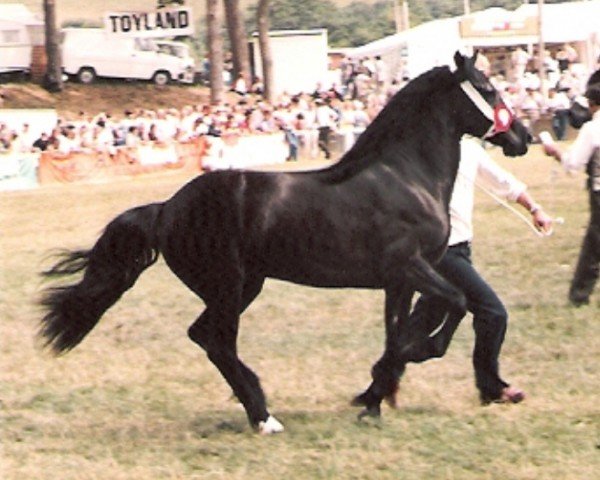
[[0, 43, 598, 164], [0, 88, 380, 163], [473, 44, 597, 140]]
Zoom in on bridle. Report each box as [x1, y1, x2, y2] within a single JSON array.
[[460, 80, 515, 139]]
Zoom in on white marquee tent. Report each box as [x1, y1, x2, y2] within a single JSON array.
[[350, 1, 600, 81]]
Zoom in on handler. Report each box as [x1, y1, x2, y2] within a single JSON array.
[[543, 84, 600, 306], [399, 136, 553, 405]]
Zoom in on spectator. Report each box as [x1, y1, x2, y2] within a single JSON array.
[[251, 76, 264, 95], [32, 132, 50, 152], [232, 73, 248, 96], [315, 98, 338, 160], [546, 87, 571, 141], [511, 47, 530, 81], [374, 55, 387, 92]]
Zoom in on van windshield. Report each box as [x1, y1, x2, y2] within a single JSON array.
[[135, 38, 157, 52], [157, 43, 188, 59]]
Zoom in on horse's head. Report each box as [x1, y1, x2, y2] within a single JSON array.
[[453, 51, 530, 157], [568, 69, 600, 129]]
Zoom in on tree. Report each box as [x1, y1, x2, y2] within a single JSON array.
[[224, 0, 251, 86], [43, 0, 63, 92], [206, 0, 224, 104], [256, 0, 274, 103]]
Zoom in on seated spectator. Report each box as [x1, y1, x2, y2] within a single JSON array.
[[94, 119, 116, 156], [257, 108, 278, 133], [518, 87, 543, 133], [232, 73, 248, 96], [57, 126, 82, 155], [125, 126, 141, 148], [32, 132, 50, 152], [250, 76, 264, 95]]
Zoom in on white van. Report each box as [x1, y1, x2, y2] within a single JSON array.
[[61, 28, 195, 85]]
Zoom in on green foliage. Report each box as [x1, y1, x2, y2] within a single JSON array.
[[246, 0, 396, 47], [62, 19, 103, 28]]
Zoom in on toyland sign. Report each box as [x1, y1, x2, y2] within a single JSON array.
[[104, 7, 193, 37]]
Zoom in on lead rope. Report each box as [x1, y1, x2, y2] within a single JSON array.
[[470, 175, 564, 237]]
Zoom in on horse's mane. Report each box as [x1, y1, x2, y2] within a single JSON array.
[[326, 66, 456, 180]]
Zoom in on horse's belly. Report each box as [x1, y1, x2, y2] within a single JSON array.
[[263, 251, 382, 289]]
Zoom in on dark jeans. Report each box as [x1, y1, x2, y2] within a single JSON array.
[[404, 242, 509, 400], [318, 126, 331, 159], [569, 191, 600, 304], [552, 109, 570, 141]]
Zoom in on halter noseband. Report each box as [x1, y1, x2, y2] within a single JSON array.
[[460, 80, 515, 139]]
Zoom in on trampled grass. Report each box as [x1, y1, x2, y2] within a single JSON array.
[[1, 146, 598, 479]]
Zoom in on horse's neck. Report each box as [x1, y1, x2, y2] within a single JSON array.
[[329, 72, 463, 188], [383, 101, 462, 199]]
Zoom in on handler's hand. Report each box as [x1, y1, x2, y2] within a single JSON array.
[[533, 208, 554, 235], [541, 143, 562, 162]]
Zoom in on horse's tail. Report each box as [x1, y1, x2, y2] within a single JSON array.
[[39, 203, 163, 355]]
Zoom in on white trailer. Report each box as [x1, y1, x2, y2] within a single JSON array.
[[0, 4, 44, 75], [251, 29, 329, 96]]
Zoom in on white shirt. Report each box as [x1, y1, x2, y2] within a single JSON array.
[[449, 138, 526, 246], [560, 110, 600, 173], [315, 105, 337, 128]]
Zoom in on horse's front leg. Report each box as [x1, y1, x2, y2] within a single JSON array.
[[352, 284, 414, 418], [188, 274, 282, 435]]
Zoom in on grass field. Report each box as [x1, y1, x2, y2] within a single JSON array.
[[0, 145, 598, 479]]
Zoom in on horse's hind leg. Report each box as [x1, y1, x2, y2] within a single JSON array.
[[188, 277, 282, 433], [353, 255, 468, 416]]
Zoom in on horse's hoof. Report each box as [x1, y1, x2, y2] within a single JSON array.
[[351, 392, 368, 407], [384, 393, 398, 409], [384, 384, 399, 409], [257, 415, 285, 435], [357, 404, 381, 420]]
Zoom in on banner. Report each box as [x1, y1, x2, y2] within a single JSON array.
[[460, 14, 538, 39], [104, 7, 194, 37], [37, 138, 206, 186]]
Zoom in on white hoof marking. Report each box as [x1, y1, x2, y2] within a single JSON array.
[[257, 415, 284, 435]]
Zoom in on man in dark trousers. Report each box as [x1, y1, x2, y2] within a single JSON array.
[[544, 84, 600, 306], [389, 137, 553, 406]]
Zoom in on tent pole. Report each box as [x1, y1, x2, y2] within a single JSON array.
[[537, 0, 546, 95]]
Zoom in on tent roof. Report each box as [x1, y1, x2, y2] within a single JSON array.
[[515, 0, 600, 42], [351, 1, 600, 56], [351, 17, 460, 57]]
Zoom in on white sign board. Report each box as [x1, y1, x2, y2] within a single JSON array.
[[104, 7, 193, 37]]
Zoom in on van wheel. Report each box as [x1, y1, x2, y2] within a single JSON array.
[[152, 71, 171, 86], [77, 68, 96, 84]]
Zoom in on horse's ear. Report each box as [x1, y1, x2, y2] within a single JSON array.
[[454, 51, 468, 81], [454, 51, 465, 70]]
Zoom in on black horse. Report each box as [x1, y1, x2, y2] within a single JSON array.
[[39, 52, 530, 434], [569, 68, 600, 129]]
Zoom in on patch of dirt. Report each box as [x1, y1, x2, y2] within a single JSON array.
[[1, 80, 214, 119]]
